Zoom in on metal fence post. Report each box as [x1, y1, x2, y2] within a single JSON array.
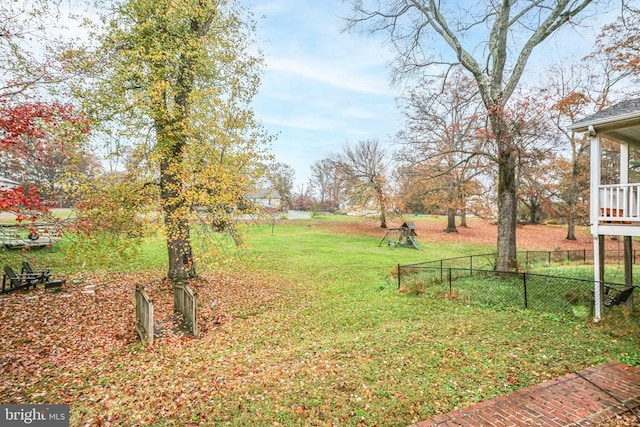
[[523, 272, 528, 309], [448, 268, 452, 296], [397, 264, 401, 290]]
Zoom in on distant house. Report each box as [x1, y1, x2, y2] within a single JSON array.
[[0, 176, 19, 190], [247, 188, 281, 209]]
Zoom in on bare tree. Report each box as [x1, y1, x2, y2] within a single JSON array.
[[0, 1, 66, 99], [292, 183, 313, 211], [396, 71, 487, 232], [266, 162, 295, 212], [309, 158, 343, 212], [347, 0, 596, 270], [336, 139, 392, 228]]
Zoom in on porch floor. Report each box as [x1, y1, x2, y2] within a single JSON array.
[[410, 361, 640, 426]]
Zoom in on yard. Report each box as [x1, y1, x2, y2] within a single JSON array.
[[0, 216, 638, 426]]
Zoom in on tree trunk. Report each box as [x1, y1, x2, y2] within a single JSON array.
[[376, 180, 387, 228], [158, 45, 200, 282], [445, 173, 458, 232], [491, 108, 518, 271], [160, 150, 196, 282], [445, 207, 458, 233], [459, 208, 468, 227], [529, 200, 538, 224], [566, 209, 576, 240], [156, 78, 196, 282], [166, 216, 195, 280], [566, 159, 579, 240]]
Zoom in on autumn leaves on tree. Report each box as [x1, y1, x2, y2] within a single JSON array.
[[1, 0, 271, 282], [0, 101, 90, 220], [83, 0, 271, 281], [1, 1, 91, 220], [347, 0, 637, 270]]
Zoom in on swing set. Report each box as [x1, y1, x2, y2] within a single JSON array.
[[378, 221, 421, 250]]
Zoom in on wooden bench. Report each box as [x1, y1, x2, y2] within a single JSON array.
[[2, 264, 65, 293], [21, 261, 52, 282], [2, 266, 40, 293], [22, 261, 64, 290]]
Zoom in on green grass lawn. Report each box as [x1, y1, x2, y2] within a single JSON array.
[[1, 217, 639, 426]]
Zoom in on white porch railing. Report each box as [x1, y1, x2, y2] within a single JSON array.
[[599, 183, 640, 222]]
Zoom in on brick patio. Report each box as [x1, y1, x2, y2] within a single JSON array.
[[410, 361, 640, 426]]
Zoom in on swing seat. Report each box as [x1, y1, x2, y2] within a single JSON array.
[[603, 285, 634, 307], [592, 285, 635, 308]]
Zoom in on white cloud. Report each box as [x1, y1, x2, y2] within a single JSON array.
[[259, 113, 342, 131], [265, 56, 392, 95], [242, 0, 401, 186]]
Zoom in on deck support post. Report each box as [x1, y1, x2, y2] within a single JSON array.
[[624, 236, 634, 308], [593, 235, 605, 322]]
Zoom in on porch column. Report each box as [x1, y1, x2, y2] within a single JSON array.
[[590, 128, 603, 321], [589, 129, 601, 233]]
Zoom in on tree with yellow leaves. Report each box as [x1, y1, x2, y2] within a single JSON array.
[[83, 0, 272, 281]]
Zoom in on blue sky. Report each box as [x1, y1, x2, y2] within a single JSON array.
[[242, 0, 399, 188], [241, 0, 617, 189]]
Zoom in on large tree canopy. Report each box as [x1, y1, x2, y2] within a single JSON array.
[[0, 1, 92, 218], [348, 0, 597, 270], [397, 71, 487, 232], [83, 0, 271, 281]]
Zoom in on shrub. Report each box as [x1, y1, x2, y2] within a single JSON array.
[[399, 275, 427, 296]]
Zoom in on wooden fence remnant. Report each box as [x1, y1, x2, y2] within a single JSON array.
[[174, 283, 198, 338], [135, 285, 154, 346]]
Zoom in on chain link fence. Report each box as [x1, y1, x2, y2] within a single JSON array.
[[401, 249, 637, 273], [397, 250, 638, 319]]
